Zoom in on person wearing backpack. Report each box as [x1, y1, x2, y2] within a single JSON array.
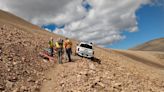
[[48, 37, 54, 57], [55, 38, 64, 64], [64, 38, 72, 62]]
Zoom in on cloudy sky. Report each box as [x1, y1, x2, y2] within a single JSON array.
[[0, 0, 163, 48]]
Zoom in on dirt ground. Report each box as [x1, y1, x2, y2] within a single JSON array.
[[40, 48, 164, 92]]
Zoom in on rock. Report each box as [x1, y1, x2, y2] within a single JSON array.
[[21, 57, 25, 61], [0, 57, 2, 61], [7, 68, 11, 72], [12, 62, 18, 65], [0, 84, 5, 91], [34, 85, 40, 91], [60, 81, 64, 87], [12, 88, 19, 92], [16, 71, 21, 75], [77, 74, 82, 82], [1, 27, 4, 30], [6, 80, 14, 88], [113, 83, 122, 89], [35, 81, 41, 85], [20, 86, 28, 92], [8, 76, 18, 82], [79, 71, 88, 75], [8, 56, 13, 61], [97, 82, 105, 88], [27, 77, 35, 82], [0, 48, 2, 54], [89, 63, 96, 70], [94, 77, 101, 83]]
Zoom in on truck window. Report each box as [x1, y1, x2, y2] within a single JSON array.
[[80, 44, 92, 49]]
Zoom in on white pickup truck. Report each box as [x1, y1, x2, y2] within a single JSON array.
[[75, 42, 94, 59]]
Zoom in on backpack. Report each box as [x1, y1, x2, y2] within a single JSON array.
[[56, 39, 63, 48], [65, 40, 72, 48]]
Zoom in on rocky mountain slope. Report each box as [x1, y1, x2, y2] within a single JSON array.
[[0, 10, 40, 30], [130, 38, 164, 52], [0, 10, 164, 92]]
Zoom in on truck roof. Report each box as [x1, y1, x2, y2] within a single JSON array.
[[79, 42, 93, 46]]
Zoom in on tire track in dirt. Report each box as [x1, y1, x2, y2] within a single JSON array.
[[40, 55, 81, 92]]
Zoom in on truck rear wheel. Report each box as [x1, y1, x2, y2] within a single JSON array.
[[91, 57, 94, 61]]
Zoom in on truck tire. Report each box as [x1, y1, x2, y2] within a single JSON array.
[[91, 57, 94, 61]]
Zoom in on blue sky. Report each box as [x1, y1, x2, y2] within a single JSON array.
[[42, 24, 65, 32], [109, 4, 164, 49]]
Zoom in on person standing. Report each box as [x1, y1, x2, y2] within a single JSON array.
[[55, 38, 64, 64], [48, 37, 54, 57], [64, 38, 72, 62]]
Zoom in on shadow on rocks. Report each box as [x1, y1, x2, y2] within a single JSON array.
[[91, 57, 101, 64]]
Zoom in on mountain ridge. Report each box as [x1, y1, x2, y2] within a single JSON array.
[[130, 38, 164, 52]]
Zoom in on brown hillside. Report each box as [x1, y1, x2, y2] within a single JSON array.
[[0, 10, 41, 30], [130, 38, 164, 52]]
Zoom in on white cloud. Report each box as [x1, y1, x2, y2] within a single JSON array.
[[44, 28, 52, 32], [0, 0, 152, 45]]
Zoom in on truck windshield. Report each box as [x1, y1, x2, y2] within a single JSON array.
[[80, 44, 92, 49]]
